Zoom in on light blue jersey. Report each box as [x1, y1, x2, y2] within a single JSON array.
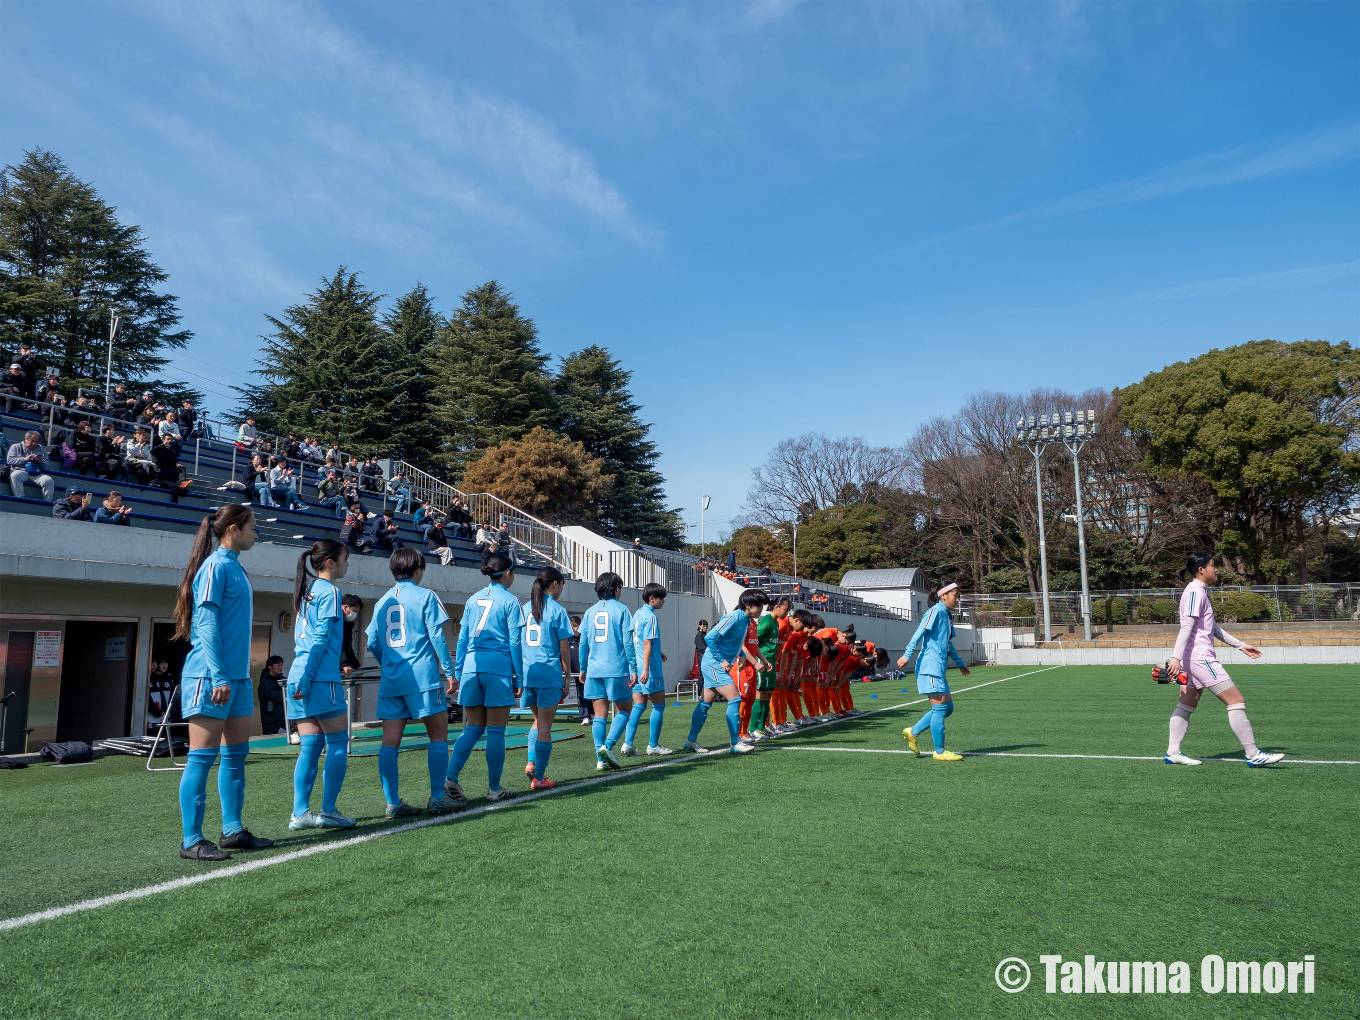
[[288, 578, 342, 695], [454, 582, 525, 682], [520, 593, 573, 687], [632, 604, 664, 682], [580, 598, 637, 680], [182, 546, 254, 682], [366, 580, 454, 696], [901, 602, 966, 679], [704, 608, 750, 666]]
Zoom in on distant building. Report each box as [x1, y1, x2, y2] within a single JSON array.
[[839, 567, 931, 621]]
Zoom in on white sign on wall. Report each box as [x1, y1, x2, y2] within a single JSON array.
[[104, 637, 127, 661], [34, 631, 61, 668]]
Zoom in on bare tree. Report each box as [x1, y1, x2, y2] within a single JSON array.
[[743, 433, 908, 524]]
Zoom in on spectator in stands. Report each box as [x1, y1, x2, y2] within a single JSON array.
[[257, 655, 287, 736], [238, 415, 259, 448], [298, 436, 319, 462], [53, 487, 95, 521], [104, 383, 129, 414], [244, 453, 274, 506], [151, 433, 189, 502], [323, 442, 341, 466], [95, 424, 127, 480], [495, 520, 515, 563], [41, 373, 61, 401], [343, 454, 362, 484], [424, 518, 454, 566], [1, 363, 26, 412], [315, 468, 346, 517], [387, 470, 412, 513], [15, 343, 38, 399], [340, 495, 373, 553], [569, 615, 589, 725], [372, 510, 402, 552], [476, 520, 497, 563], [132, 391, 153, 419], [94, 490, 133, 525], [123, 428, 157, 486], [178, 399, 197, 438], [268, 456, 307, 510], [760, 565, 773, 581], [360, 454, 383, 493], [66, 419, 98, 475], [446, 497, 473, 538], [158, 411, 182, 456], [412, 498, 433, 531], [282, 433, 301, 460]]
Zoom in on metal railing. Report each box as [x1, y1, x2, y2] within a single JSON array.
[[964, 584, 1360, 626]]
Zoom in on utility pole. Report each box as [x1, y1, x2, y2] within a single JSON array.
[[1060, 410, 1099, 642], [1015, 415, 1058, 644]]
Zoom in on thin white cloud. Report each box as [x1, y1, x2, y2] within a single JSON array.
[[954, 120, 1360, 238], [1150, 260, 1360, 301], [739, 0, 807, 29]]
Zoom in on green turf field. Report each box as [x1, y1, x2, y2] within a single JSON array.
[[1, 664, 1356, 1019]]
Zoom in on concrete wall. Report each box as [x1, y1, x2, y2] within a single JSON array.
[[0, 515, 715, 737]]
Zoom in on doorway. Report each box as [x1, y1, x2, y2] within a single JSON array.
[[56, 621, 138, 742]]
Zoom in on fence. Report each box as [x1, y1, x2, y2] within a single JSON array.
[[964, 584, 1360, 626]]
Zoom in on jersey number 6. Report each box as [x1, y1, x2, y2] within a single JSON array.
[[525, 620, 542, 647]]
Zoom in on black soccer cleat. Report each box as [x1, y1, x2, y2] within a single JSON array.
[[180, 839, 232, 862], [219, 829, 275, 851]]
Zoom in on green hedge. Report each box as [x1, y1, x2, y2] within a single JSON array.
[[1008, 596, 1035, 619]]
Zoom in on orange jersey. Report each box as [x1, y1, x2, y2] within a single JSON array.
[[780, 629, 807, 683]]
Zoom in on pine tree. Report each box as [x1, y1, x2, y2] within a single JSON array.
[[238, 268, 396, 453], [0, 148, 191, 387], [555, 345, 683, 548], [382, 283, 445, 470], [428, 281, 555, 475]]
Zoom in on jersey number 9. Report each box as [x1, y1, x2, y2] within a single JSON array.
[[385, 605, 406, 648], [594, 610, 609, 643]]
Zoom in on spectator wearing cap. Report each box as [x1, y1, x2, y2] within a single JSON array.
[[123, 427, 157, 485], [15, 343, 39, 399], [53, 487, 95, 521], [94, 490, 133, 525], [132, 391, 155, 420]]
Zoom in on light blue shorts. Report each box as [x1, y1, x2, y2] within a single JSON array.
[[458, 672, 516, 708], [700, 655, 735, 691], [633, 675, 665, 696], [378, 687, 447, 721], [284, 680, 346, 721], [182, 676, 254, 720], [584, 675, 632, 702], [916, 673, 950, 696], [520, 685, 564, 708]]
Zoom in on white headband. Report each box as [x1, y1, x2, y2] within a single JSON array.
[[937, 582, 958, 596]]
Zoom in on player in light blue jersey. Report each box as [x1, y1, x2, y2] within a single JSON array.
[[519, 566, 574, 789], [366, 549, 458, 818], [623, 582, 672, 756], [579, 571, 639, 771], [444, 552, 525, 805], [173, 504, 274, 861], [899, 582, 970, 761], [685, 589, 771, 756], [285, 539, 355, 830]]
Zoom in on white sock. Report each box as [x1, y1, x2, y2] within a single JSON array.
[[1167, 703, 1193, 756], [1226, 703, 1258, 757]]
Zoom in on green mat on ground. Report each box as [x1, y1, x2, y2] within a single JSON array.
[[249, 724, 583, 757]]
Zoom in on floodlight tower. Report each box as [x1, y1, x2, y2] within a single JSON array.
[[1015, 414, 1058, 644], [1060, 410, 1099, 642]]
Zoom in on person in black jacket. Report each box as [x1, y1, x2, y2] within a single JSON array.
[[146, 659, 176, 734], [95, 425, 127, 481], [569, 615, 591, 724], [151, 434, 188, 502], [257, 655, 286, 735], [340, 594, 363, 676], [53, 488, 95, 521], [15, 344, 38, 400], [70, 419, 98, 475], [339, 496, 373, 553], [371, 510, 401, 552]]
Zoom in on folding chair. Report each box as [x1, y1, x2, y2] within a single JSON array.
[[146, 682, 189, 771]]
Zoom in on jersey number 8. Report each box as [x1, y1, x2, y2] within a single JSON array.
[[385, 605, 406, 648]]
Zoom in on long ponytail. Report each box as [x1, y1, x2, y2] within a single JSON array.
[[295, 539, 348, 614], [531, 565, 565, 623], [173, 504, 254, 640]]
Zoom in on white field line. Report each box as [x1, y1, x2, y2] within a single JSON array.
[[0, 665, 1057, 933], [774, 747, 1360, 765]]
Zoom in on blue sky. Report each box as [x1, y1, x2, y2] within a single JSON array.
[[4, 1, 1357, 541]]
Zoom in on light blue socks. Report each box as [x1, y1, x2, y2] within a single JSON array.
[[605, 707, 630, 750], [929, 704, 947, 752], [378, 745, 401, 806], [447, 724, 485, 784], [648, 704, 665, 748], [293, 734, 324, 817], [217, 742, 248, 836], [623, 702, 645, 746], [687, 701, 710, 743], [724, 698, 741, 745], [179, 747, 217, 848], [427, 740, 448, 800], [526, 726, 538, 767], [486, 726, 506, 789], [534, 740, 552, 780], [592, 715, 607, 749], [321, 730, 348, 815]]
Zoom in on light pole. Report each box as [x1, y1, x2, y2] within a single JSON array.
[[792, 520, 798, 581], [1015, 414, 1058, 644], [104, 312, 122, 403], [1060, 410, 1099, 642], [700, 494, 711, 558]]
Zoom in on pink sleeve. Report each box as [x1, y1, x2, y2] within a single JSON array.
[[1171, 615, 1194, 662]]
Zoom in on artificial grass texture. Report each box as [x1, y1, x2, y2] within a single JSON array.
[[1, 664, 1355, 1020]]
